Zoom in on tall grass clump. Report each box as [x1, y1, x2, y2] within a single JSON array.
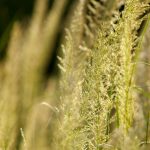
[[54, 1, 88, 149], [0, 0, 150, 149], [78, 1, 149, 148]]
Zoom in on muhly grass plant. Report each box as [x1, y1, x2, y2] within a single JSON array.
[[0, 0, 150, 149]]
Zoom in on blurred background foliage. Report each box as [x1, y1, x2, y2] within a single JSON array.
[[0, 0, 74, 75]]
